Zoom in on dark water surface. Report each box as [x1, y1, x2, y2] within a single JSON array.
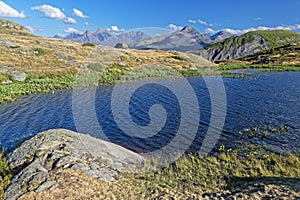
[[0, 71, 299, 153]]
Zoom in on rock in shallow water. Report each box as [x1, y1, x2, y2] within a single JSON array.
[[5, 129, 144, 199]]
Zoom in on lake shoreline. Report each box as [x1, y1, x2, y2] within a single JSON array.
[[1, 64, 300, 104], [1, 128, 299, 199]]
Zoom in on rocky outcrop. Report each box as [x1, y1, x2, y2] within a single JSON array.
[[0, 18, 31, 35], [5, 129, 144, 200], [193, 30, 300, 62], [195, 35, 269, 62], [0, 40, 18, 48]]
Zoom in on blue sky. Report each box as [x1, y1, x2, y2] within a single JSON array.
[[0, 0, 300, 36]]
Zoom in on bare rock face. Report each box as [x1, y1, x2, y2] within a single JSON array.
[[194, 30, 300, 62], [5, 129, 144, 200], [196, 35, 269, 62]]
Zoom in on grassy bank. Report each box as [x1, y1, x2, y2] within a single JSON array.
[[1, 64, 300, 104], [18, 147, 300, 199], [1, 126, 299, 198], [217, 63, 300, 72], [0, 69, 77, 103]]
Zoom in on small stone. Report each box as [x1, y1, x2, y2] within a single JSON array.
[[0, 40, 17, 48], [116, 62, 128, 67], [189, 65, 198, 70], [2, 80, 12, 84], [10, 71, 26, 82]]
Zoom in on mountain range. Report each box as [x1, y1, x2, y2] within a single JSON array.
[[56, 26, 234, 52]]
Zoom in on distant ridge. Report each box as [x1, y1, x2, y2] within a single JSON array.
[[59, 28, 150, 47], [132, 26, 213, 52], [57, 26, 233, 52]]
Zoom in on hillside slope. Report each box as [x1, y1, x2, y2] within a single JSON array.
[[239, 43, 300, 65], [193, 30, 300, 62], [0, 18, 92, 73]]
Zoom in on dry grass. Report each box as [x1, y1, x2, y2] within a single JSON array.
[[18, 152, 300, 200], [0, 34, 92, 73]]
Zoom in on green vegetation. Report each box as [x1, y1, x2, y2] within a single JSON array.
[[1, 63, 300, 104], [118, 152, 300, 198], [0, 152, 12, 199], [32, 47, 46, 55], [4, 142, 300, 199], [251, 30, 300, 47], [218, 63, 300, 72], [238, 125, 290, 139], [206, 30, 300, 51], [87, 63, 107, 72], [0, 69, 77, 103], [240, 43, 300, 65], [171, 55, 187, 61], [82, 42, 96, 47]]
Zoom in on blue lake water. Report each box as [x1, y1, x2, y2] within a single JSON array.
[[0, 71, 299, 154]]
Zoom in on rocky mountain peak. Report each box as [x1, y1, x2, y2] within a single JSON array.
[[211, 31, 234, 41], [179, 26, 198, 34], [84, 30, 93, 35], [95, 28, 103, 34]]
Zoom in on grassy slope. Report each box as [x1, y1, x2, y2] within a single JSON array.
[[239, 43, 300, 65], [204, 30, 300, 50], [0, 18, 92, 73]]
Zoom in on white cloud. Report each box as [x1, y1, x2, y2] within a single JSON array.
[[72, 8, 89, 19], [167, 24, 183, 31], [198, 19, 214, 27], [0, 1, 26, 18], [31, 4, 76, 24], [64, 27, 80, 33], [109, 25, 124, 32], [111, 25, 120, 32], [205, 24, 300, 35], [64, 17, 76, 24], [188, 19, 196, 24], [205, 28, 218, 34], [85, 22, 89, 26], [26, 26, 44, 33], [254, 17, 263, 21]]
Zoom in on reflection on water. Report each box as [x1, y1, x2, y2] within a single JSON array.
[[0, 71, 299, 153]]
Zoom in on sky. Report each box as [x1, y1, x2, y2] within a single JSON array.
[[0, 0, 300, 37]]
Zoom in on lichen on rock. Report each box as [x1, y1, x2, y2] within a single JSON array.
[[5, 129, 144, 199]]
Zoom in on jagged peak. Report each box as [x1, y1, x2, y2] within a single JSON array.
[[179, 26, 198, 33], [95, 28, 103, 34]]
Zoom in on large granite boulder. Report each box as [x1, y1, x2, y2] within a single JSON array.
[[5, 129, 144, 200]]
